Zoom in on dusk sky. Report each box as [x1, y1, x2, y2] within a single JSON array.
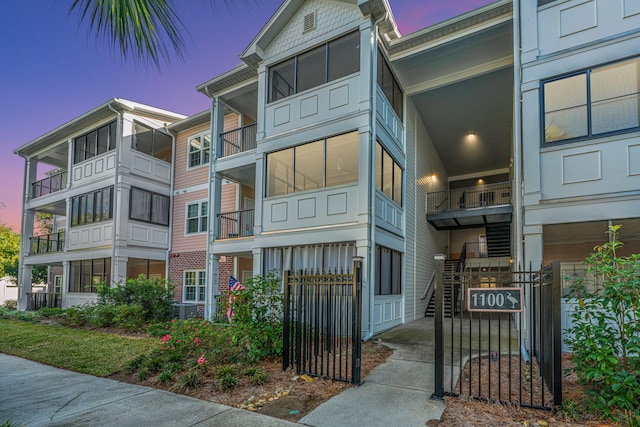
[[0, 0, 495, 232]]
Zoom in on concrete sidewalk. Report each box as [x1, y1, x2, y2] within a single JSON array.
[[300, 317, 446, 427], [0, 354, 297, 427]]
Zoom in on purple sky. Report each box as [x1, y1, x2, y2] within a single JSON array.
[[0, 0, 495, 232]]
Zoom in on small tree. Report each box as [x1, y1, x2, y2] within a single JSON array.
[[565, 225, 640, 426]]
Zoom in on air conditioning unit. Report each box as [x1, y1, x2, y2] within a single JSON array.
[[172, 303, 199, 320]]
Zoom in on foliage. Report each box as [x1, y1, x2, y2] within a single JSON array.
[[2, 300, 17, 310], [0, 224, 20, 279], [565, 225, 640, 426], [69, 0, 188, 66], [227, 272, 284, 362], [34, 212, 54, 235], [98, 276, 174, 323], [0, 307, 41, 322], [0, 319, 157, 376]]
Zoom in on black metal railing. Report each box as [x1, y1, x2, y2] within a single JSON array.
[[30, 231, 65, 255], [427, 181, 511, 214], [220, 123, 257, 158], [432, 259, 562, 409], [31, 170, 67, 198], [217, 209, 254, 239], [26, 292, 62, 310], [283, 260, 363, 384]]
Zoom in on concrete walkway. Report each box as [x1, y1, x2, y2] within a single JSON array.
[[300, 317, 446, 427], [1, 317, 449, 426]]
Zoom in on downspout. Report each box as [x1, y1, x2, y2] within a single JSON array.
[[108, 102, 122, 288], [363, 9, 388, 341], [16, 153, 29, 311], [165, 126, 177, 289], [512, 0, 529, 363]]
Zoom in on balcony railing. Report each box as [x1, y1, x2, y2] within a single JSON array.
[[427, 181, 511, 214], [30, 231, 65, 255], [220, 123, 257, 158], [217, 209, 254, 239], [32, 170, 67, 198], [26, 292, 61, 310]]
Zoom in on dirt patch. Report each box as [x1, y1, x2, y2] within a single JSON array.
[[109, 339, 393, 422]]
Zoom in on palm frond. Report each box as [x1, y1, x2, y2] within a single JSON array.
[[69, 0, 187, 66]]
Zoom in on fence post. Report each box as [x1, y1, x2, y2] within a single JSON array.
[[551, 261, 563, 405], [352, 257, 363, 385], [282, 270, 291, 371], [432, 253, 446, 400]]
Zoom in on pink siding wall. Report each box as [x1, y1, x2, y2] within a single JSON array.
[[174, 122, 210, 190], [171, 189, 208, 253], [220, 181, 237, 213]]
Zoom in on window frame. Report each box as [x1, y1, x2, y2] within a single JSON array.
[[374, 245, 402, 296], [541, 56, 640, 146], [377, 48, 404, 119], [69, 258, 111, 293], [265, 131, 359, 198], [375, 141, 403, 207], [129, 187, 170, 226], [132, 121, 173, 162], [185, 199, 208, 235], [70, 187, 114, 227], [268, 31, 360, 103], [187, 131, 211, 169], [183, 270, 206, 303], [73, 120, 117, 164]]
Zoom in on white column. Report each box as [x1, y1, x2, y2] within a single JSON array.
[[17, 157, 37, 311], [205, 254, 220, 320]]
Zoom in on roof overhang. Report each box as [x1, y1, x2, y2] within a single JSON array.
[[168, 109, 211, 134]]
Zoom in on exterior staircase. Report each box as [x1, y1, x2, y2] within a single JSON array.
[[425, 259, 460, 317], [486, 223, 510, 257]]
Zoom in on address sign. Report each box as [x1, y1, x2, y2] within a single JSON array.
[[467, 287, 523, 313]]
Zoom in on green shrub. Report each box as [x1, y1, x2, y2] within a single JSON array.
[[2, 299, 17, 310], [216, 365, 238, 390], [227, 272, 284, 362], [98, 276, 174, 323], [37, 307, 62, 317], [565, 225, 640, 426], [245, 367, 269, 386]]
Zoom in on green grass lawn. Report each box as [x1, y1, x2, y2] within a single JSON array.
[[0, 319, 158, 376]]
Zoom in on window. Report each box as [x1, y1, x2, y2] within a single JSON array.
[[132, 122, 173, 162], [73, 121, 117, 164], [377, 49, 403, 118], [184, 270, 206, 302], [266, 131, 359, 197], [69, 258, 111, 293], [54, 275, 62, 294], [375, 245, 402, 295], [269, 31, 360, 102], [188, 132, 211, 168], [70, 187, 113, 227], [130, 187, 170, 226], [375, 142, 403, 206], [186, 200, 208, 234], [543, 57, 640, 144]]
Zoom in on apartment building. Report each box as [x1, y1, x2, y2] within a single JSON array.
[[14, 99, 185, 309]]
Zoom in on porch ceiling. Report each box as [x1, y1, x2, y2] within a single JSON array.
[[427, 205, 512, 231], [391, 17, 514, 178]]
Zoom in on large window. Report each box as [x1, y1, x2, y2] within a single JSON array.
[[188, 132, 211, 168], [70, 187, 113, 227], [266, 131, 359, 197], [132, 122, 173, 162], [73, 121, 117, 164], [543, 57, 640, 144], [69, 258, 111, 293], [186, 200, 208, 234], [184, 270, 206, 302], [376, 142, 403, 206], [130, 187, 170, 226], [269, 31, 360, 102], [377, 49, 403, 119], [375, 245, 401, 295]]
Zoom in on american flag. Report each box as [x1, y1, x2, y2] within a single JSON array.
[[226, 275, 245, 322]]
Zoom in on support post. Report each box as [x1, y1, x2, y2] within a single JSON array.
[[432, 253, 446, 400], [552, 261, 563, 405]]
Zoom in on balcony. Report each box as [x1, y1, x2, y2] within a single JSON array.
[[217, 209, 254, 239], [426, 182, 512, 230], [30, 231, 65, 255], [31, 170, 67, 199], [220, 123, 257, 158]]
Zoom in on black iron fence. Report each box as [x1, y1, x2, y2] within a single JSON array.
[[30, 231, 65, 255], [26, 292, 61, 310], [31, 170, 67, 198], [220, 123, 257, 158], [433, 259, 562, 409], [217, 209, 254, 239], [283, 260, 363, 384]]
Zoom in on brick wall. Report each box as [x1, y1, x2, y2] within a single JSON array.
[[169, 252, 235, 304]]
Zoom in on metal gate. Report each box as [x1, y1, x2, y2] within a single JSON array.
[[282, 259, 363, 384], [433, 257, 562, 409]]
